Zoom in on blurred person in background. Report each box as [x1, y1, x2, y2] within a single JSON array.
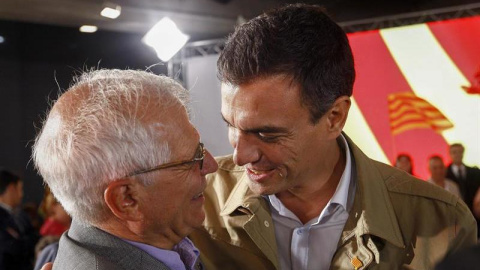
[[395, 153, 415, 175], [446, 143, 480, 211], [39, 189, 71, 237], [447, 143, 480, 238], [34, 189, 72, 270], [427, 155, 461, 198], [0, 168, 35, 270]]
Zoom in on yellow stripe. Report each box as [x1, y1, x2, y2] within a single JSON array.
[[380, 24, 480, 166], [392, 122, 431, 135], [344, 98, 390, 164], [389, 105, 445, 119], [388, 98, 437, 110]]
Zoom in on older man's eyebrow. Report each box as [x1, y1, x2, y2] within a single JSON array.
[[221, 114, 232, 126], [221, 114, 289, 134]]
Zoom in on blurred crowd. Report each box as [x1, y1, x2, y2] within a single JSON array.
[[0, 171, 71, 270], [395, 143, 480, 234]]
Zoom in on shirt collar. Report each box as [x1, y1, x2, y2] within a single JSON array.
[[329, 134, 353, 211], [0, 202, 13, 213], [124, 238, 200, 270], [340, 134, 404, 248], [221, 133, 405, 249], [452, 164, 465, 174]]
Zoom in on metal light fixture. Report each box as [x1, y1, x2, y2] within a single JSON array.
[[101, 2, 121, 19], [79, 25, 98, 33], [143, 17, 189, 62]]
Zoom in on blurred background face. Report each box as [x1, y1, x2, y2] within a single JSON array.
[[11, 180, 24, 208], [396, 156, 412, 174], [449, 146, 464, 165], [51, 202, 71, 226], [429, 159, 446, 181]]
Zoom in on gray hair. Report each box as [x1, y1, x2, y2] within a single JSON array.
[[33, 69, 189, 225]]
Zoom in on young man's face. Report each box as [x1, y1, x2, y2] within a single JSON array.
[[221, 74, 346, 195]]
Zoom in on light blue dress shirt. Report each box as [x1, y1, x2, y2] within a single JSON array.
[[125, 237, 201, 270], [267, 135, 356, 270]]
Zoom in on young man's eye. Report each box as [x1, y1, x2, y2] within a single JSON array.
[[258, 133, 279, 142]]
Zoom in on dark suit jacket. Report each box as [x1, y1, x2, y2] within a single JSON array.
[[0, 206, 30, 270], [53, 220, 171, 270], [446, 164, 480, 211]]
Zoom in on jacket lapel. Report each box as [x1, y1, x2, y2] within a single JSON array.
[[335, 135, 405, 269], [220, 173, 279, 269]]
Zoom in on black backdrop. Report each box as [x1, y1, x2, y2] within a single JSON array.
[[0, 20, 167, 205]]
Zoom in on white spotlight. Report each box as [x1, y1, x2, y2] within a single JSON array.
[[143, 17, 189, 62], [0, 36, 4, 43], [79, 25, 98, 33], [101, 3, 121, 19]]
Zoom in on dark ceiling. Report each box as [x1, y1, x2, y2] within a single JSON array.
[[1, 0, 480, 41]]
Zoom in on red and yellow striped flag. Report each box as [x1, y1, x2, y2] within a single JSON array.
[[388, 92, 453, 135]]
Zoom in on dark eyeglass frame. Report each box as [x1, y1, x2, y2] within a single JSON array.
[[126, 142, 205, 177]]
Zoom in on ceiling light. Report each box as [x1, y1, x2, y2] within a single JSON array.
[[143, 17, 189, 62], [79, 25, 98, 33], [0, 36, 4, 43], [101, 3, 121, 19]]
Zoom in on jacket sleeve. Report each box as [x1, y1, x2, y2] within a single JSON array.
[[447, 198, 477, 254]]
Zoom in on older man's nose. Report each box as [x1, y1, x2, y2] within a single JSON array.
[[201, 150, 218, 175]]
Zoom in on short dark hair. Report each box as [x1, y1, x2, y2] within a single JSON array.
[[218, 3, 355, 123], [450, 143, 464, 150], [0, 169, 20, 195], [429, 155, 444, 163]]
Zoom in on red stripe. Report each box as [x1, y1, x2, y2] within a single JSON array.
[[428, 16, 480, 86], [348, 30, 450, 179]]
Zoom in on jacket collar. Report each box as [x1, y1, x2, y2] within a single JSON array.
[[341, 134, 405, 248], [220, 133, 405, 249], [220, 171, 259, 216]]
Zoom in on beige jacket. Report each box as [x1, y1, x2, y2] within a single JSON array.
[[190, 136, 477, 270]]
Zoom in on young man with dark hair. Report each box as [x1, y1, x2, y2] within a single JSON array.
[[447, 143, 480, 211], [0, 169, 28, 270], [190, 4, 476, 269]]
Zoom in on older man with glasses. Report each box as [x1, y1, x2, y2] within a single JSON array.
[[32, 69, 218, 270]]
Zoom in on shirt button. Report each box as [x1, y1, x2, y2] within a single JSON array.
[[264, 221, 270, 227]]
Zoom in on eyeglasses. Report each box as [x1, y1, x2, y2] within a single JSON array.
[[126, 142, 205, 177]]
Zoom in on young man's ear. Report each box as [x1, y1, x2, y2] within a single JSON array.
[[104, 179, 143, 222], [326, 96, 351, 137]]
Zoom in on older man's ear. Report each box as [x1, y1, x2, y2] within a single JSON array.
[[104, 179, 144, 222]]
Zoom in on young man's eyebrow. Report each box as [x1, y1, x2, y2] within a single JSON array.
[[221, 114, 289, 134]]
